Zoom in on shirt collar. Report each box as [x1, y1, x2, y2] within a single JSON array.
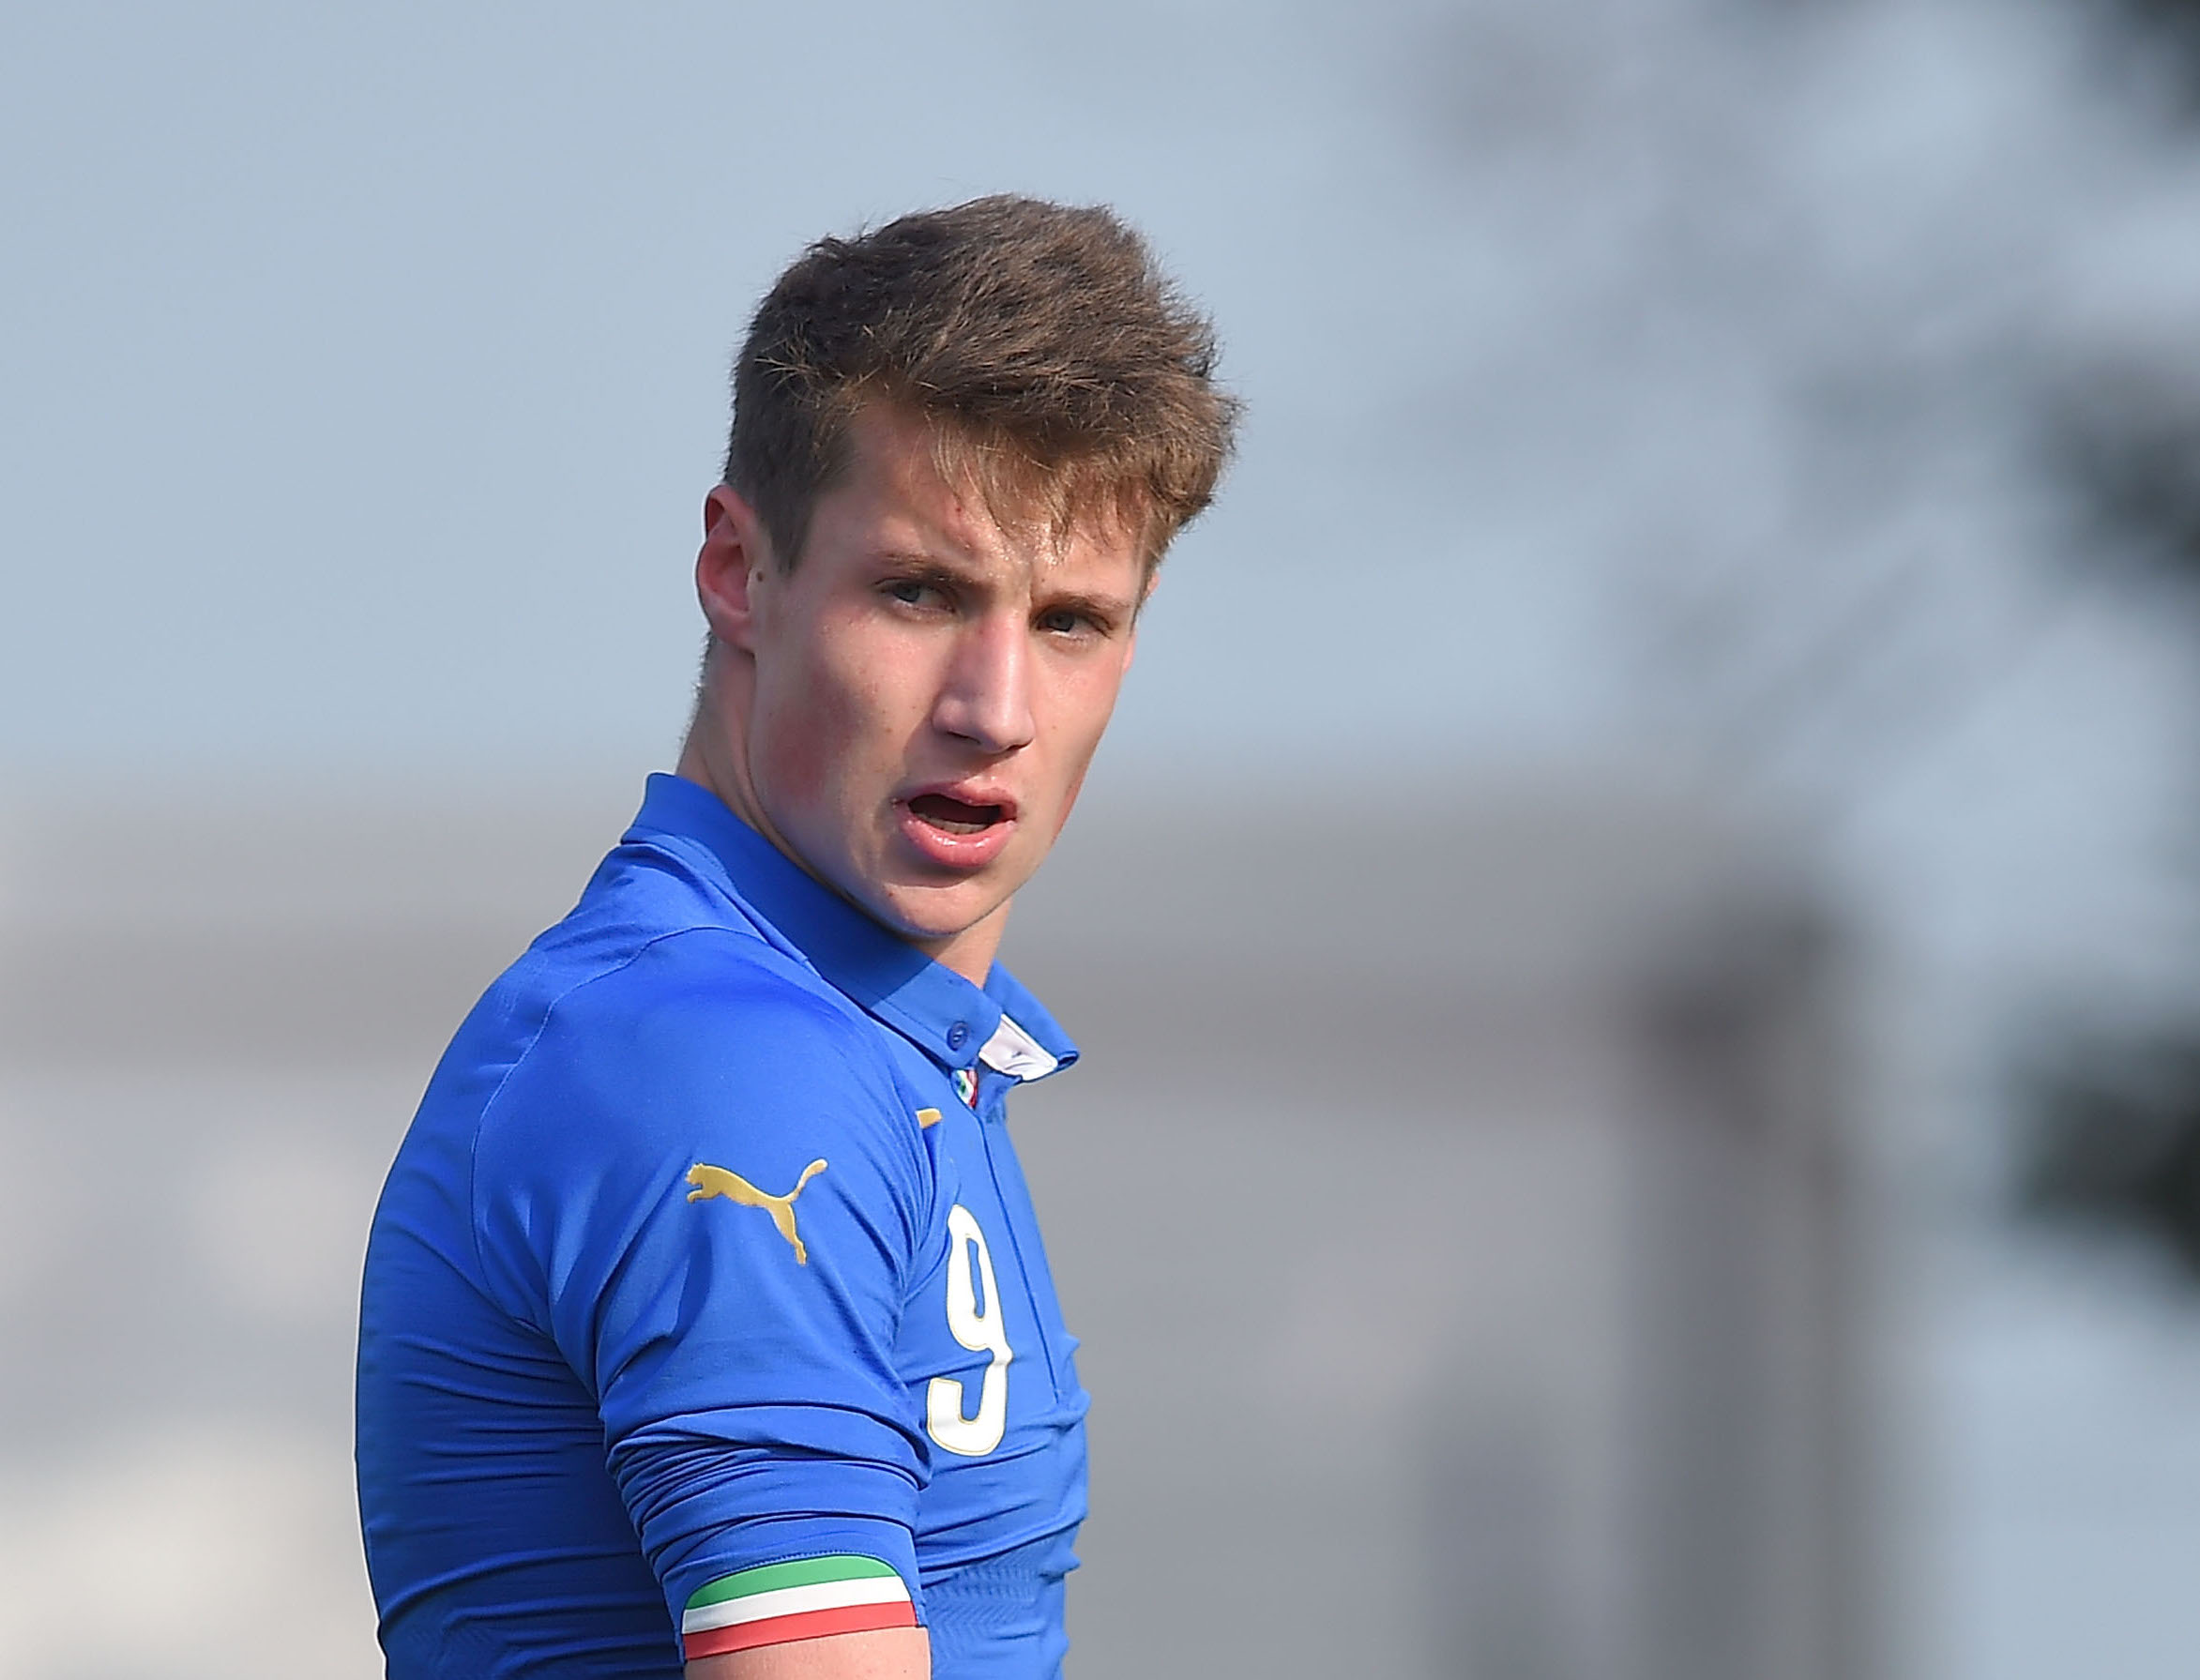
[[980, 965, 1073, 1079], [625, 773, 1078, 1080]]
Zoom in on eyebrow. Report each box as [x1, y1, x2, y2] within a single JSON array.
[[1038, 588, 1137, 627], [872, 551, 979, 585]]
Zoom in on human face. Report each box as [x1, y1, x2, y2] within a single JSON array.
[[689, 406, 1146, 981]]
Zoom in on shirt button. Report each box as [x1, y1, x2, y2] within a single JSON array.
[[948, 1022, 970, 1050]]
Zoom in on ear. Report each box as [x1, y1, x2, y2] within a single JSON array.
[[695, 484, 776, 652]]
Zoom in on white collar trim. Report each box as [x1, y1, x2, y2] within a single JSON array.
[[979, 1013, 1060, 1081]]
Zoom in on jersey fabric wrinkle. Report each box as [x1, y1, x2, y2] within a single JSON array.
[[356, 773, 1091, 1679]]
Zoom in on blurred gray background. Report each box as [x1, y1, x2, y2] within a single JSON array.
[[9, 0, 2200, 1675]]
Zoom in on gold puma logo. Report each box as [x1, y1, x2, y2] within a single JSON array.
[[685, 1159, 828, 1264]]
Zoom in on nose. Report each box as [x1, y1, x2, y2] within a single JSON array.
[[933, 611, 1036, 756]]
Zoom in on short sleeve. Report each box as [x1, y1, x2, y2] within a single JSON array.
[[471, 930, 936, 1637]]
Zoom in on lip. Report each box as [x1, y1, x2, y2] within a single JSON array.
[[894, 782, 1020, 872]]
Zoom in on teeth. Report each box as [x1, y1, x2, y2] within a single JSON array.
[[909, 795, 1002, 835]]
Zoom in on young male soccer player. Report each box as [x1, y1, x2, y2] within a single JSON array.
[[355, 197, 1237, 1680]]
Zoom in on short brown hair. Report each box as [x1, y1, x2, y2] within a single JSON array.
[[724, 195, 1238, 568]]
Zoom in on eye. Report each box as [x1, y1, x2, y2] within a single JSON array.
[[1038, 607, 1106, 640], [882, 577, 950, 612]]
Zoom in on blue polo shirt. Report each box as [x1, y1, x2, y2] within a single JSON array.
[[357, 774, 1089, 1678]]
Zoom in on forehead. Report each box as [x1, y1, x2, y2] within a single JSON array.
[[823, 403, 1147, 580]]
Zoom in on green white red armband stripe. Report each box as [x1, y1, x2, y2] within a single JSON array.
[[681, 1554, 917, 1659]]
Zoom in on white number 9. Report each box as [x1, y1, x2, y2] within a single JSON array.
[[927, 1203, 1013, 1456]]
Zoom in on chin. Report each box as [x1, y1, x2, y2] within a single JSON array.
[[869, 876, 1005, 945]]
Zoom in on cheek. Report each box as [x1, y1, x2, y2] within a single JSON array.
[[753, 641, 891, 816], [1049, 760, 1095, 844], [754, 668, 849, 812], [756, 709, 826, 811], [1037, 666, 1129, 802]]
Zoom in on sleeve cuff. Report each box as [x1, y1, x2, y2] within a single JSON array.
[[679, 1551, 918, 1660]]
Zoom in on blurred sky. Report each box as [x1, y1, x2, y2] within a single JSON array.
[[6, 0, 1568, 778], [13, 2, 2200, 1672], [8, 0, 2200, 1008]]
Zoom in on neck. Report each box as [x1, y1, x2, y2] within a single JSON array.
[[675, 701, 1009, 989], [918, 901, 1011, 988]]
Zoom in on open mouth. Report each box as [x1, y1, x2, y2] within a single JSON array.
[[906, 793, 1008, 836]]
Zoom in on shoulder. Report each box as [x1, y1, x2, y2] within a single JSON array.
[[478, 926, 937, 1253], [468, 923, 939, 1317], [504, 925, 914, 1147]]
